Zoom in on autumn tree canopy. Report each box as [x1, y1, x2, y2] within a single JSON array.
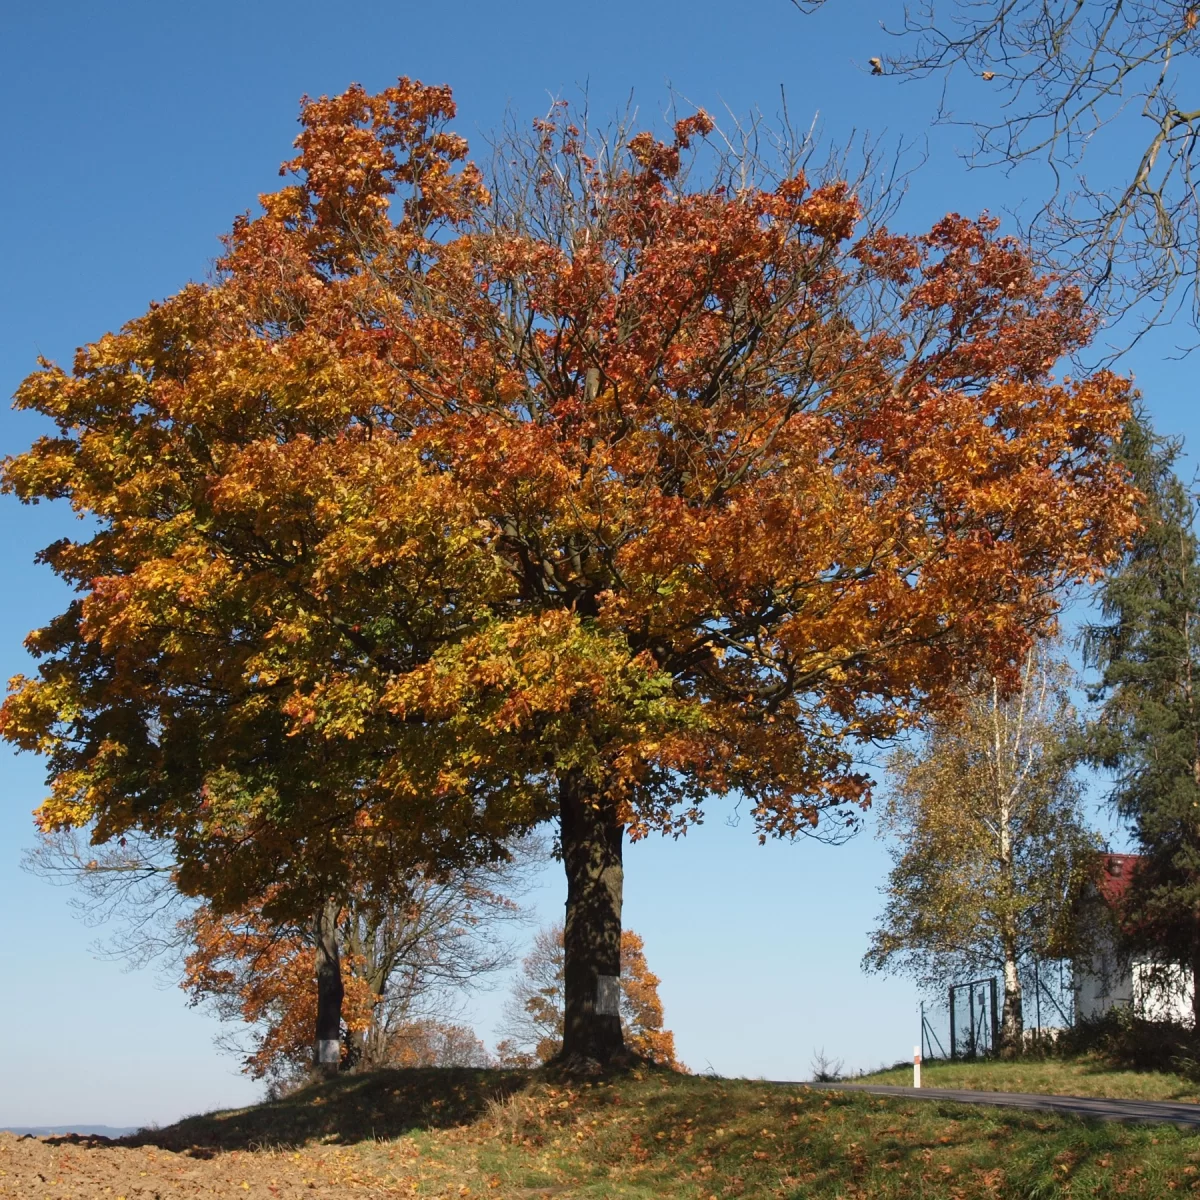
[[2, 77, 1138, 1065], [185, 863, 517, 1085]]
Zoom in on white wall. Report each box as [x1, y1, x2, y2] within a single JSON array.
[[1074, 924, 1194, 1025]]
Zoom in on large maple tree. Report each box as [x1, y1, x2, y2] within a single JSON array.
[[3, 79, 1137, 1065]]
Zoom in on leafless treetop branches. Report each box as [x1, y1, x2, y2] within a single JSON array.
[[795, 0, 1200, 345]]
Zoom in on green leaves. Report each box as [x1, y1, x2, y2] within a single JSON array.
[[865, 648, 1097, 995], [1084, 413, 1200, 978]]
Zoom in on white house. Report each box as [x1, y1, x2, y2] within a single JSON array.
[[1073, 853, 1194, 1025]]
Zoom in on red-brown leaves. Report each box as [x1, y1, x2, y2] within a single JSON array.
[[1, 79, 1139, 897]]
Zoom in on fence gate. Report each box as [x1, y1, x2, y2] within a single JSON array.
[[948, 977, 999, 1060]]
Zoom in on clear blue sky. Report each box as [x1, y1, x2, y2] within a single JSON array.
[[2, 0, 1197, 1129]]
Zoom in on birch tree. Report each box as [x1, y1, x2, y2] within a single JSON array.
[[864, 649, 1097, 1049]]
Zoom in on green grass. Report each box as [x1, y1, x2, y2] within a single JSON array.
[[856, 1055, 1200, 1102], [128, 1065, 533, 1152], [123, 1064, 1200, 1197]]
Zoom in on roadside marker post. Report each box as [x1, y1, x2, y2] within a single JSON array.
[[913, 1046, 922, 1089]]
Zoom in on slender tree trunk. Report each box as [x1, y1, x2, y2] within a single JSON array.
[[996, 787, 1024, 1055], [1192, 938, 1200, 1031], [314, 898, 344, 1077], [559, 769, 627, 1065], [1000, 941, 1024, 1055]]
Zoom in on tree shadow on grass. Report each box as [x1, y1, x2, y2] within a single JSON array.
[[56, 1068, 535, 1155], [36, 1072, 1187, 1194]]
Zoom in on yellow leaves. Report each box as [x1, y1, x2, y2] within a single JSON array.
[[384, 610, 685, 771], [0, 675, 70, 755], [34, 794, 94, 833], [0, 77, 1143, 925]]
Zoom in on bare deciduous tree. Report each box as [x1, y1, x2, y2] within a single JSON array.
[[794, 0, 1200, 341], [24, 829, 184, 968], [26, 827, 544, 1084]]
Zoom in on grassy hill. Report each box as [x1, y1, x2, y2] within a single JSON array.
[[856, 1055, 1200, 1102], [62, 1065, 1196, 1197]]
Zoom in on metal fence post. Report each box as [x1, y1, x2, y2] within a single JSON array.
[[1035, 956, 1042, 1043], [949, 985, 956, 1060], [990, 977, 999, 1052]]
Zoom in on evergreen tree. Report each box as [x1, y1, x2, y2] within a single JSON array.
[[1084, 414, 1200, 1026]]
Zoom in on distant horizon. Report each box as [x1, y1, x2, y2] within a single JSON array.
[[2, 1126, 141, 1138]]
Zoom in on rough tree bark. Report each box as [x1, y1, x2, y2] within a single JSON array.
[[559, 770, 627, 1066], [1000, 938, 1025, 1053], [313, 898, 345, 1076]]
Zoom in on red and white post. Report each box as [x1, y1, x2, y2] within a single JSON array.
[[913, 1045, 922, 1089]]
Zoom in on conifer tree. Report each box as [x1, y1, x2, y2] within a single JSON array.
[[1084, 414, 1200, 1026]]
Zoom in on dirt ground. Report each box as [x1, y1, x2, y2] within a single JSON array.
[[0, 1133, 406, 1197]]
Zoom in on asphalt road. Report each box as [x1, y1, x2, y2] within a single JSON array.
[[800, 1082, 1200, 1128]]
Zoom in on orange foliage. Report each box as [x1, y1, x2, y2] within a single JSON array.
[[620, 931, 680, 1068], [498, 925, 682, 1069], [183, 896, 493, 1079], [383, 1020, 490, 1069], [183, 902, 374, 1080], [1, 79, 1139, 1028]]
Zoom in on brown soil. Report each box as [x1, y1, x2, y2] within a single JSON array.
[[0, 1068, 525, 1197], [0, 1132, 404, 1197]]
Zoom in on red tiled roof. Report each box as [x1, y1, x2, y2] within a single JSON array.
[[1094, 852, 1142, 907]]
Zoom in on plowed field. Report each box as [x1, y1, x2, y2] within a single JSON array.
[[0, 1133, 393, 1197]]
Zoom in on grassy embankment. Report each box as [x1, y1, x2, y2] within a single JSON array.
[[856, 1056, 1200, 1102], [110, 1065, 1200, 1197]]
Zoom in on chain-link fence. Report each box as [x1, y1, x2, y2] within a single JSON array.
[[916, 959, 1075, 1062]]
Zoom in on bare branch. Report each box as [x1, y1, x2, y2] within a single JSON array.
[[793, 0, 1200, 345]]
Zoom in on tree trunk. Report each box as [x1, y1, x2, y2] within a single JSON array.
[[996, 784, 1023, 1055], [1000, 943, 1024, 1055], [314, 898, 344, 1077], [1192, 939, 1200, 1031], [559, 769, 627, 1065]]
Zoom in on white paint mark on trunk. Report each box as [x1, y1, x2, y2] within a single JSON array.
[[596, 975, 621, 1016]]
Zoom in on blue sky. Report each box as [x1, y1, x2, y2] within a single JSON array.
[[2, 0, 1197, 1128]]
